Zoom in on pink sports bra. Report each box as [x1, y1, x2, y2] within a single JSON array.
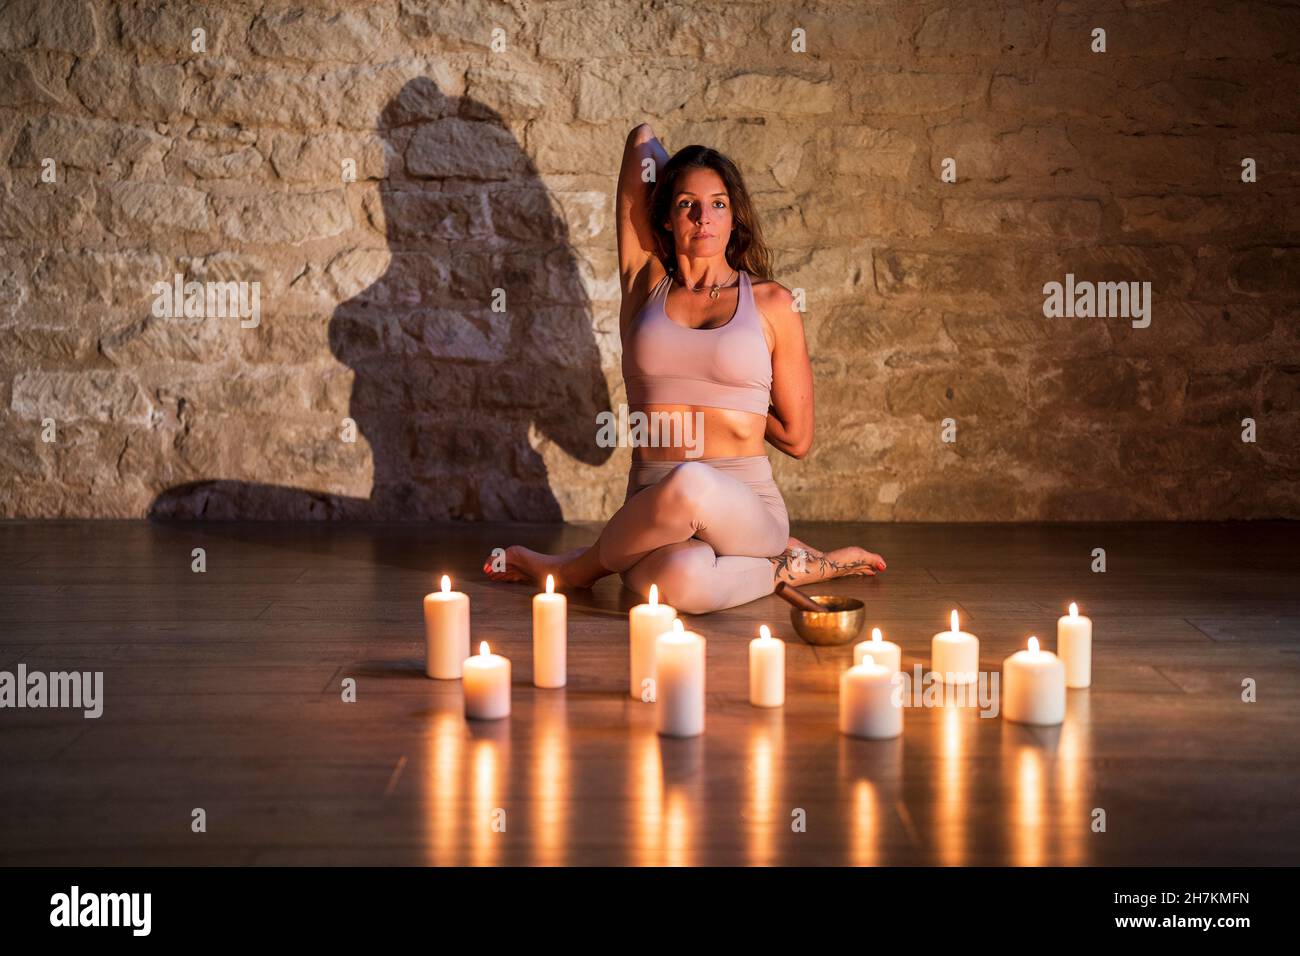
[[622, 269, 773, 416]]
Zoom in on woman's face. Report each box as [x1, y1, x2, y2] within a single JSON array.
[[663, 166, 733, 261]]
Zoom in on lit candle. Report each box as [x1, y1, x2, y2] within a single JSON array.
[[655, 619, 705, 737], [629, 583, 676, 702], [931, 609, 979, 685], [1002, 636, 1065, 725], [839, 654, 903, 739], [748, 624, 784, 708], [854, 626, 901, 673], [1057, 602, 1092, 689], [423, 574, 470, 680], [532, 574, 567, 688], [463, 641, 511, 720]]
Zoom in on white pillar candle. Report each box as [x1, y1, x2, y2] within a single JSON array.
[[839, 654, 903, 739], [629, 583, 676, 702], [854, 627, 901, 673], [748, 624, 784, 708], [423, 574, 470, 680], [463, 641, 511, 720], [532, 574, 567, 688], [1057, 601, 1092, 689], [655, 619, 705, 738], [1003, 636, 1065, 725], [931, 609, 979, 685]]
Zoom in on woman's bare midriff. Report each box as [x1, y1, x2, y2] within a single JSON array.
[[629, 403, 768, 461]]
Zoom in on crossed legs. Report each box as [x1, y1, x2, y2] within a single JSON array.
[[484, 461, 888, 612], [596, 462, 789, 614]]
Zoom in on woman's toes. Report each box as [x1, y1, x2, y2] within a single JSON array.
[[482, 545, 536, 583], [823, 546, 885, 578], [850, 548, 886, 573]]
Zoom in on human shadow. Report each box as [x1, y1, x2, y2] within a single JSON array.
[[150, 77, 612, 525]]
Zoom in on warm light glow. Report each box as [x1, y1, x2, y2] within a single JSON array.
[[649, 583, 659, 606], [937, 706, 966, 865], [861, 654, 875, 668], [851, 778, 879, 868], [422, 710, 464, 866], [479, 641, 490, 657], [950, 609, 959, 633], [1028, 636, 1039, 654], [672, 618, 684, 634], [759, 624, 772, 640], [871, 627, 883, 643], [1012, 744, 1046, 867], [470, 738, 501, 867], [1068, 602, 1078, 618], [441, 574, 451, 593], [532, 693, 569, 865], [747, 721, 777, 865], [629, 731, 663, 866], [545, 574, 554, 594]]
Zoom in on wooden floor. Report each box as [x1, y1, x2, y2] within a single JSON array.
[[1, 519, 1297, 866]]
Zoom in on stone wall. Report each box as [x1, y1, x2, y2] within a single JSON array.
[[1, 0, 1297, 522]]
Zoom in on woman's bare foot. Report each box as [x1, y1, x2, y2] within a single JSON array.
[[770, 535, 886, 587], [482, 544, 609, 590]]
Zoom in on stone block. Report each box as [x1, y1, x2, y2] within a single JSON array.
[[215, 190, 350, 244], [11, 370, 153, 425], [110, 182, 209, 235]]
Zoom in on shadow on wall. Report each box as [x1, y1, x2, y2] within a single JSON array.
[[150, 77, 612, 521]]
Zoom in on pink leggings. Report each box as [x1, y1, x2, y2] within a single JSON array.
[[594, 456, 790, 615]]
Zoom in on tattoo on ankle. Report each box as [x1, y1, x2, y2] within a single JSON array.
[[769, 546, 875, 583], [769, 547, 806, 579]]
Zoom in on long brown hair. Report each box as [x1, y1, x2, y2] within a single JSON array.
[[650, 145, 773, 281]]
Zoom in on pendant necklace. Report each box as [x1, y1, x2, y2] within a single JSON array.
[[676, 268, 737, 300]]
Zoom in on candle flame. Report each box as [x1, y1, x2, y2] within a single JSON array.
[[649, 583, 658, 606], [1068, 601, 1078, 618], [871, 626, 883, 643], [950, 609, 959, 633], [441, 574, 451, 593], [1028, 636, 1039, 654], [479, 641, 490, 656], [862, 654, 875, 668], [759, 624, 771, 640], [546, 574, 554, 594], [672, 618, 684, 634]]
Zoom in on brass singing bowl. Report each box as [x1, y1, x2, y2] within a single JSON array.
[[789, 595, 866, 646]]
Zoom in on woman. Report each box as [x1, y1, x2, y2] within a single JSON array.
[[484, 124, 886, 613]]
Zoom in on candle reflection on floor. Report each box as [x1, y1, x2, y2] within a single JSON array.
[[1057, 693, 1092, 865], [936, 705, 968, 866], [629, 725, 663, 866], [423, 707, 464, 867], [663, 788, 691, 867], [469, 719, 509, 867], [839, 735, 902, 866], [745, 711, 784, 866], [660, 736, 703, 867], [531, 691, 570, 866], [852, 778, 879, 867], [412, 673, 1094, 866], [1003, 723, 1061, 867]]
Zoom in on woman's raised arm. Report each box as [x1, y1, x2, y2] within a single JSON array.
[[617, 124, 670, 304]]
